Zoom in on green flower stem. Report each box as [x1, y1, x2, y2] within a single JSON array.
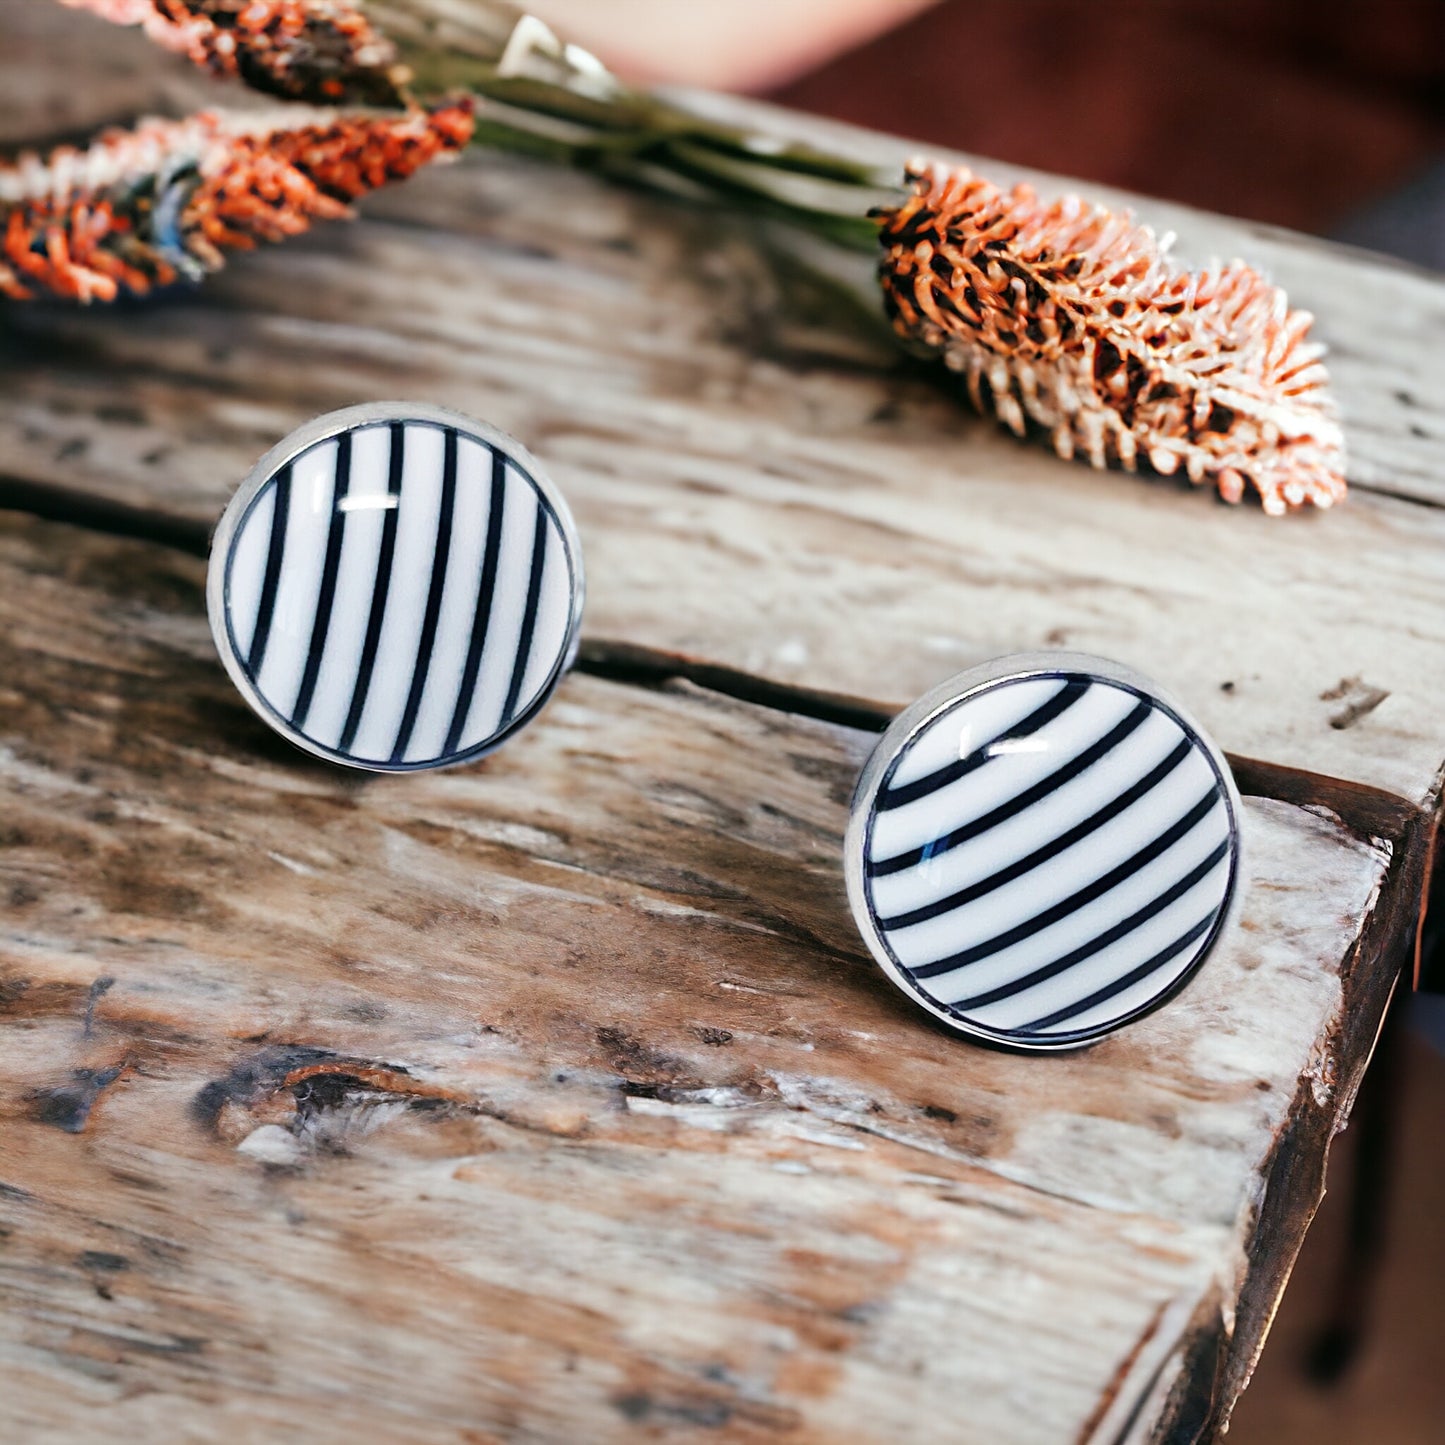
[[369, 0, 899, 253]]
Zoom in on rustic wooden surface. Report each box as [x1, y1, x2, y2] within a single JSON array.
[[1, 6, 1443, 1443]]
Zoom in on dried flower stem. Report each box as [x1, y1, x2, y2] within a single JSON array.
[[331, 2, 898, 249], [0, 102, 473, 302]]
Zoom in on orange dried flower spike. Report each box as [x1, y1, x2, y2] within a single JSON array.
[[55, 0, 407, 106], [876, 163, 1346, 515], [0, 103, 474, 303]]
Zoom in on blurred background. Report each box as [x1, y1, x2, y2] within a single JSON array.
[[532, 0, 1445, 266], [521, 3, 1445, 1442]]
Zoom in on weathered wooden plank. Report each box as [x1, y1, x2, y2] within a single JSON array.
[[3, 8, 1444, 815], [0, 515, 1405, 1441], [1, 170, 1442, 817]]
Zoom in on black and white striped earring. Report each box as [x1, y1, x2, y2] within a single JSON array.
[[207, 403, 584, 772], [845, 653, 1243, 1051]]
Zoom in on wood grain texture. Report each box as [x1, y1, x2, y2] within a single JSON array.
[[0, 6, 1442, 1441], [5, 172, 1445, 810], [0, 516, 1403, 1443], [0, 15, 1443, 807]]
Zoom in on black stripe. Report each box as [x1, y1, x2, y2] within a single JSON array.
[[1021, 911, 1219, 1033], [290, 435, 352, 729], [243, 463, 290, 678], [948, 841, 1229, 1010], [876, 734, 1192, 930], [442, 448, 507, 757], [871, 698, 1154, 877], [876, 678, 1087, 812], [499, 502, 550, 727], [907, 789, 1225, 980], [337, 422, 405, 755], [389, 428, 459, 763]]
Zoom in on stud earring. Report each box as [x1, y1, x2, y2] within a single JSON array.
[[844, 653, 1242, 1051], [208, 402, 584, 771]]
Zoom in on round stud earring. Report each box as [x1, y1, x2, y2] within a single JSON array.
[[844, 653, 1242, 1051], [208, 402, 584, 771]]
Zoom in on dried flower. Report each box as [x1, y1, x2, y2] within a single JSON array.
[[34, 2, 1347, 520], [875, 163, 1346, 514], [0, 102, 473, 303], [55, 0, 408, 106]]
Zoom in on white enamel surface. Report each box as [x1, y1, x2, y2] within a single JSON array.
[[346, 426, 447, 763], [224, 484, 273, 664], [940, 849, 1231, 1021], [218, 417, 578, 771], [252, 439, 336, 719], [400, 435, 497, 765], [861, 673, 1237, 1044], [516, 531, 575, 719], [881, 759, 1223, 966], [303, 425, 394, 751], [461, 466, 540, 753], [868, 708, 1183, 919], [869, 684, 1138, 866]]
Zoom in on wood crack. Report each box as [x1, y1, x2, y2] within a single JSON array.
[[1347, 479, 1445, 513], [0, 473, 1433, 847], [0, 471, 211, 558]]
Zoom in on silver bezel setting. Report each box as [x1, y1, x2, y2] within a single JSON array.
[[844, 651, 1245, 1052], [207, 401, 586, 773]]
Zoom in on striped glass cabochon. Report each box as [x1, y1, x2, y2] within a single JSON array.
[[210, 406, 583, 771], [848, 659, 1240, 1050]]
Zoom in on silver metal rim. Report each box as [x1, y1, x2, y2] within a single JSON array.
[[843, 651, 1245, 1052], [206, 401, 586, 773]]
